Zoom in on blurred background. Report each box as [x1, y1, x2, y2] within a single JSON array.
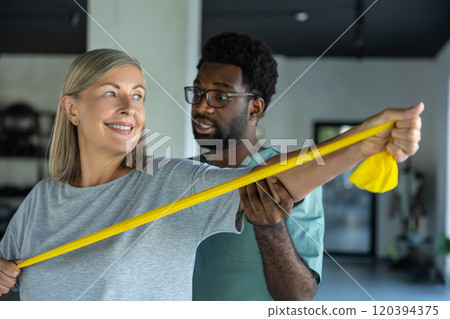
[[0, 0, 449, 300]]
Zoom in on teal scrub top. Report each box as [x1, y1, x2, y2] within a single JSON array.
[[192, 147, 324, 300]]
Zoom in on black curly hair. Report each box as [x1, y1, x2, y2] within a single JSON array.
[[197, 32, 278, 115]]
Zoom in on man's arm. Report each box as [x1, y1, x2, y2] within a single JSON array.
[[254, 223, 317, 300], [240, 178, 317, 300]]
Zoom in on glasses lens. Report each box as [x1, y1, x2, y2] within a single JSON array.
[[185, 87, 199, 104], [207, 91, 228, 108]]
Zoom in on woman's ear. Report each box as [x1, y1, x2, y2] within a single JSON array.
[[249, 97, 265, 120], [60, 95, 79, 126]]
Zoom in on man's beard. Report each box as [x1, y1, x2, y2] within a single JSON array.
[[193, 108, 248, 150]]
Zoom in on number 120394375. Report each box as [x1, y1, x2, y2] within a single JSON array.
[[372, 305, 439, 316]]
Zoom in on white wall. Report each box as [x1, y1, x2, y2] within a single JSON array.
[[435, 39, 450, 283], [87, 0, 201, 158], [0, 55, 76, 112], [260, 57, 437, 258]]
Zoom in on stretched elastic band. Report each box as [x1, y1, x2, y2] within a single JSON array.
[[17, 121, 395, 268]]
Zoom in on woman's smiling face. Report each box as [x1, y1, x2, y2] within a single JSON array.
[[70, 65, 146, 157]]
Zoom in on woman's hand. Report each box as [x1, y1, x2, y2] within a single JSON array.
[[359, 102, 423, 162], [0, 258, 22, 297]]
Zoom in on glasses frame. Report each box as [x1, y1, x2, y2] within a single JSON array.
[[184, 86, 256, 109]]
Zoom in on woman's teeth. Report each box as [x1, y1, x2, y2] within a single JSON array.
[[107, 124, 132, 131]]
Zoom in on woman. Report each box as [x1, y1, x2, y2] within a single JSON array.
[[0, 49, 422, 300], [0, 49, 257, 301]]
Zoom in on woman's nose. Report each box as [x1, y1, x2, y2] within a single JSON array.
[[119, 97, 136, 116]]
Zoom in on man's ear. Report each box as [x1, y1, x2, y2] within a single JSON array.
[[249, 97, 265, 120], [60, 95, 79, 126]]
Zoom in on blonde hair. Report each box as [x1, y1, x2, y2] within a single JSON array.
[[49, 49, 143, 183]]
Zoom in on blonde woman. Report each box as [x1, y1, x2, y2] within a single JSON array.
[[0, 49, 422, 300]]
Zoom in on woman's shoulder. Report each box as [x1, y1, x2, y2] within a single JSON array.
[[27, 177, 59, 195], [142, 157, 207, 176]]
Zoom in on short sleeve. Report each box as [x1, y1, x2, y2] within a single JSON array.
[[0, 180, 45, 265], [0, 196, 29, 261], [0, 194, 33, 292], [285, 187, 324, 281], [189, 163, 252, 242]]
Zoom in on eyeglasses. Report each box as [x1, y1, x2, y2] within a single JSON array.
[[184, 86, 256, 108]]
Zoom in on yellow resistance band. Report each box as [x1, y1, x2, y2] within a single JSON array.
[[17, 121, 395, 268]]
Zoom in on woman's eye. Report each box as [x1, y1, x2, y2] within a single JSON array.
[[132, 94, 143, 100], [105, 91, 115, 97]]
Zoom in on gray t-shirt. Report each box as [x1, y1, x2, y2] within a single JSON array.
[[0, 158, 250, 300]]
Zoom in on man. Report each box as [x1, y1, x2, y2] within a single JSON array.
[[186, 32, 422, 301], [188, 32, 323, 300]]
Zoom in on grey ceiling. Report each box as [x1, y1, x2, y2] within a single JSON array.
[[202, 0, 450, 58], [0, 0, 449, 57], [0, 0, 87, 54]]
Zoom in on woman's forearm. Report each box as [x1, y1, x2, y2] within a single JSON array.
[[259, 140, 364, 202]]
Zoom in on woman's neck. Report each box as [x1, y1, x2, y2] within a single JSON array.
[[73, 150, 132, 187]]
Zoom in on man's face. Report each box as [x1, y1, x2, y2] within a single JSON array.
[[191, 62, 251, 149]]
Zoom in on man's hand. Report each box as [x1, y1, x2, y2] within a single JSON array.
[[239, 176, 294, 226], [359, 102, 423, 162], [0, 258, 22, 297]]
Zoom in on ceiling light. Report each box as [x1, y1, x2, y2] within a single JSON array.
[[294, 11, 309, 22], [70, 11, 81, 27]]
